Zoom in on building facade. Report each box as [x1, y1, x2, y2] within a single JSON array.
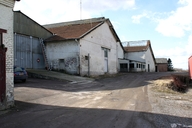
[[44, 17, 124, 76], [0, 0, 19, 110], [14, 11, 53, 69], [124, 40, 156, 72], [156, 58, 167, 72]]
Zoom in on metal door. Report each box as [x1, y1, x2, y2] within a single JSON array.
[[104, 58, 108, 73], [14, 34, 44, 69]]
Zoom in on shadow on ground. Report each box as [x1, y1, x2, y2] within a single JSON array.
[[14, 72, 170, 92], [0, 100, 191, 128]]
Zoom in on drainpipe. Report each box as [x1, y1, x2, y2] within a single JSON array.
[[75, 39, 81, 75], [88, 53, 90, 76]]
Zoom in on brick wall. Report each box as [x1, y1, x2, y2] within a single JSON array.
[[157, 63, 167, 72], [0, 1, 15, 109]]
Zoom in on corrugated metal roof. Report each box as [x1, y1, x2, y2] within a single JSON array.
[[156, 58, 167, 64]]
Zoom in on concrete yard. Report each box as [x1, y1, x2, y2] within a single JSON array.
[[0, 72, 192, 128]]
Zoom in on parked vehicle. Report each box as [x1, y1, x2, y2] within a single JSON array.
[[14, 66, 28, 82]]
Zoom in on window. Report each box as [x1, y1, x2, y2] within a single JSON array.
[[130, 63, 134, 68], [104, 49, 108, 57], [143, 64, 145, 69], [101, 47, 110, 58], [85, 55, 88, 60], [59, 59, 64, 63], [120, 63, 128, 69]]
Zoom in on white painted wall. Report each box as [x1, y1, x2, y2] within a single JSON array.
[[0, 0, 15, 109], [125, 51, 145, 63], [125, 48, 155, 72], [117, 42, 124, 59], [145, 48, 156, 72], [80, 22, 118, 76], [46, 40, 80, 74]]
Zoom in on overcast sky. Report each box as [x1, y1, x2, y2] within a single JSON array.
[[14, 0, 192, 69]]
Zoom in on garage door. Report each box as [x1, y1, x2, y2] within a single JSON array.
[[14, 34, 45, 69]]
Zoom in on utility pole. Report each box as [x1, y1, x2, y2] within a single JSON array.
[[80, 0, 82, 20]]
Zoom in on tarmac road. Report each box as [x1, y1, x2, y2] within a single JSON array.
[[0, 72, 192, 128]]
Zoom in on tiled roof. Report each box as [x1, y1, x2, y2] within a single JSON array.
[[44, 18, 106, 41], [124, 45, 148, 52], [124, 40, 149, 52], [156, 58, 167, 64]]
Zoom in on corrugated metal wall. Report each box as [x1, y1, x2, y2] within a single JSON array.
[[14, 34, 45, 69]]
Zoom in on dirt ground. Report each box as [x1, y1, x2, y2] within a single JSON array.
[[148, 75, 192, 128]]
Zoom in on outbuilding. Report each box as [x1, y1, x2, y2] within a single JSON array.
[[155, 58, 168, 72], [14, 11, 53, 69], [44, 17, 124, 76], [123, 40, 156, 72]]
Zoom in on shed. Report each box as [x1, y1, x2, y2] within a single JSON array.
[[14, 11, 53, 69], [123, 40, 156, 72], [156, 58, 167, 72], [44, 17, 124, 76]]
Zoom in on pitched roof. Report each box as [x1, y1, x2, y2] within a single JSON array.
[[44, 17, 121, 42], [124, 40, 150, 52], [124, 40, 156, 64], [156, 58, 167, 64]]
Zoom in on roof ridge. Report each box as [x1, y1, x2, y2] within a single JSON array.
[[43, 17, 106, 28]]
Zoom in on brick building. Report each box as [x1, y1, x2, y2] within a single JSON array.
[[156, 58, 167, 72]]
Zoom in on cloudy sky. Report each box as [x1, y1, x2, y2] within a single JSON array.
[[14, 0, 192, 69]]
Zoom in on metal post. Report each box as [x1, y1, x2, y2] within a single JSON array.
[[88, 53, 90, 76]]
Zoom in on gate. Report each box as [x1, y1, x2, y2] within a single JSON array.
[[0, 29, 7, 103]]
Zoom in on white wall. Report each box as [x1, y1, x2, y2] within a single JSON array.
[[125, 51, 145, 63], [0, 0, 15, 109], [46, 40, 80, 74], [125, 48, 155, 72], [145, 48, 156, 72], [80, 22, 118, 76]]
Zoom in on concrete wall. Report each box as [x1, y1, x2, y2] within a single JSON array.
[[0, 0, 15, 109], [145, 48, 156, 72], [117, 42, 124, 72], [80, 22, 118, 76], [125, 51, 145, 63], [46, 40, 80, 74], [125, 48, 155, 72]]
